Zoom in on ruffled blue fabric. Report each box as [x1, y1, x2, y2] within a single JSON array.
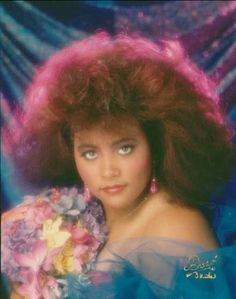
[[67, 170, 236, 299], [66, 238, 236, 299]]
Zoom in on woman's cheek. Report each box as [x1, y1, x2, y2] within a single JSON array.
[[75, 160, 98, 187], [127, 151, 151, 177]]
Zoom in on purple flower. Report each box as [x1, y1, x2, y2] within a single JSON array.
[[2, 220, 39, 280], [1, 259, 22, 282], [82, 200, 105, 224], [52, 188, 86, 217], [81, 201, 108, 242], [3, 220, 38, 254]]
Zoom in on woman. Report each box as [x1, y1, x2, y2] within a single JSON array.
[[3, 33, 236, 298]]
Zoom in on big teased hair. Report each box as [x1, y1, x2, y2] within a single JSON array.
[[4, 32, 235, 209]]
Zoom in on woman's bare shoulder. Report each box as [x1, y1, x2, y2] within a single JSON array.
[[143, 193, 218, 250]]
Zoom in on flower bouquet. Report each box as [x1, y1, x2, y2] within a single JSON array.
[[1, 187, 108, 299]]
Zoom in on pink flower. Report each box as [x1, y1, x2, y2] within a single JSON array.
[[67, 224, 101, 251], [67, 224, 88, 243], [17, 271, 59, 299], [43, 247, 62, 272], [50, 188, 61, 204], [73, 238, 99, 273], [15, 239, 61, 273], [24, 200, 54, 227], [17, 271, 41, 299], [73, 244, 89, 272], [14, 240, 61, 299], [15, 240, 48, 272]]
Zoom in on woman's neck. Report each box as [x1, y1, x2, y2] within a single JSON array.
[[104, 194, 152, 232], [104, 189, 174, 233]]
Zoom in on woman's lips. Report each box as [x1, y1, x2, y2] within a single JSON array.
[[101, 185, 126, 195]]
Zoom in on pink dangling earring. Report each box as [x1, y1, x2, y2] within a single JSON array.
[[150, 177, 158, 194], [84, 186, 92, 203]]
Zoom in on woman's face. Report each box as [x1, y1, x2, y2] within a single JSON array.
[[73, 119, 152, 212]]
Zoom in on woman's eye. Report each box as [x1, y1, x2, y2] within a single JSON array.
[[82, 151, 97, 160], [118, 145, 134, 155]]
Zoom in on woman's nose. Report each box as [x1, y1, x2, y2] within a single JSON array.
[[100, 157, 120, 178]]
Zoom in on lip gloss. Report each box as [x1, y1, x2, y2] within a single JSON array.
[[102, 185, 126, 195]]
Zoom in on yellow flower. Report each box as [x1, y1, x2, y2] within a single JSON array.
[[53, 239, 74, 274], [40, 216, 71, 251]]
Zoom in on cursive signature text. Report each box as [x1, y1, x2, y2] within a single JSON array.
[[183, 254, 218, 279]]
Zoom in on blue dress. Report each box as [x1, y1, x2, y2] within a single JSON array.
[[67, 171, 236, 299], [67, 238, 236, 299]]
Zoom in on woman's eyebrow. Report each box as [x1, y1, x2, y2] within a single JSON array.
[[76, 143, 98, 150], [112, 137, 137, 146], [76, 138, 137, 149]]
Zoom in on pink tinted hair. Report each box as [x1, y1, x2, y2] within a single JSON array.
[[3, 32, 235, 208]]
